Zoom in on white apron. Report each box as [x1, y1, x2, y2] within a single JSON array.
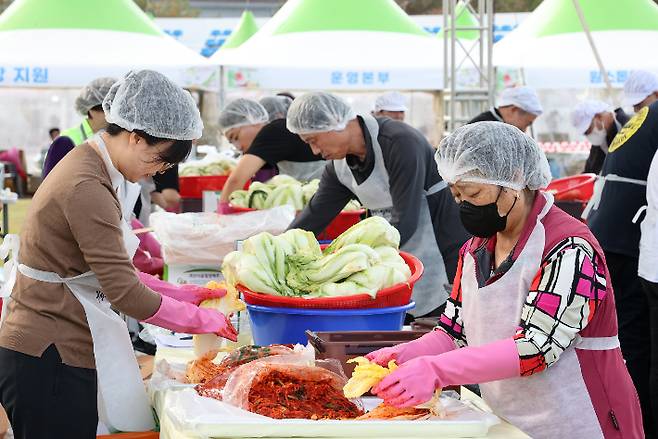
[[460, 193, 619, 439], [582, 173, 647, 219], [277, 159, 326, 182], [636, 150, 658, 282], [0, 135, 155, 432], [333, 114, 448, 316], [137, 177, 156, 226]]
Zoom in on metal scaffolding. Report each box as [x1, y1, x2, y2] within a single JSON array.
[[442, 0, 495, 134]]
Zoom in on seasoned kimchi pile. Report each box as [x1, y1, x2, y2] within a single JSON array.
[[247, 369, 364, 420]]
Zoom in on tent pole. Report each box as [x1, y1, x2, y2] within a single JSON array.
[[219, 66, 226, 109], [571, 0, 613, 96]]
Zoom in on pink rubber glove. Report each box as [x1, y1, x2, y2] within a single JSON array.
[[131, 218, 163, 260], [218, 201, 234, 214], [366, 329, 458, 366], [372, 338, 520, 408], [143, 295, 237, 341], [137, 271, 227, 305], [133, 248, 164, 276]]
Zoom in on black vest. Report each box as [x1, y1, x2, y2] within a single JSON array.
[[588, 101, 658, 257]]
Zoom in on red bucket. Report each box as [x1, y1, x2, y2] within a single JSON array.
[[179, 175, 250, 199], [545, 173, 596, 201], [240, 250, 423, 309]]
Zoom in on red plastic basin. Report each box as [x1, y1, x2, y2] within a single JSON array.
[[545, 173, 596, 201], [240, 250, 423, 309]]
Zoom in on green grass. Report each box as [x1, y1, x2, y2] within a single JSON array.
[[5, 198, 31, 235], [0, 199, 31, 266]]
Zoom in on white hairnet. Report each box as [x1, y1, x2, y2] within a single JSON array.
[[623, 70, 658, 107], [570, 100, 611, 134], [374, 92, 408, 112], [287, 92, 356, 135], [435, 121, 552, 191], [259, 96, 293, 122], [498, 86, 543, 116], [218, 98, 269, 132], [103, 70, 203, 141], [75, 77, 117, 116]]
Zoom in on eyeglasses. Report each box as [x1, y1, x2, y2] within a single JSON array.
[[156, 162, 176, 175], [150, 143, 176, 175]]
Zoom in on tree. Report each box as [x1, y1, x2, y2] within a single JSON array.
[[395, 0, 442, 14], [134, 0, 200, 17], [0, 0, 200, 16], [393, 0, 586, 14]]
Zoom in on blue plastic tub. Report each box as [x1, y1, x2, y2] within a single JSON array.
[[247, 302, 415, 345]]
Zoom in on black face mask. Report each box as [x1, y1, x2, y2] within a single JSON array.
[[459, 187, 517, 238]]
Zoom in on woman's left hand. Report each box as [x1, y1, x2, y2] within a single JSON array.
[[372, 356, 440, 408], [373, 338, 521, 408]]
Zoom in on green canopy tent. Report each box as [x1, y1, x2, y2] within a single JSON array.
[[210, 0, 450, 91], [437, 0, 480, 41], [0, 0, 218, 90], [219, 10, 259, 51], [493, 0, 658, 89]]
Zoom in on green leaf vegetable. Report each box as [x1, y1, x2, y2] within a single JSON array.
[[221, 217, 411, 299], [229, 176, 362, 212], [179, 159, 236, 176]]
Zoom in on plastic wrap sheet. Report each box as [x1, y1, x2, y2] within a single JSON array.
[[166, 389, 500, 438], [150, 206, 295, 265]]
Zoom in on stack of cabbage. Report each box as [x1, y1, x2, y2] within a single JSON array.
[[222, 217, 411, 299], [229, 175, 361, 211], [179, 158, 236, 176]]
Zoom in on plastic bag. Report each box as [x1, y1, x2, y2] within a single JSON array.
[[222, 353, 363, 420], [149, 206, 296, 265], [194, 345, 295, 396]]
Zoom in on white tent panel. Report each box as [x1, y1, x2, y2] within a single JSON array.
[[0, 29, 219, 90], [495, 30, 658, 89]]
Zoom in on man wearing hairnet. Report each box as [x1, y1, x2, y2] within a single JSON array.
[[624, 70, 658, 114], [571, 100, 630, 174], [217, 98, 325, 212], [365, 121, 643, 438], [584, 100, 658, 437], [286, 92, 468, 320], [468, 86, 543, 133], [373, 92, 407, 122]]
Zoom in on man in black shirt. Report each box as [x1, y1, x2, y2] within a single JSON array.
[[570, 100, 630, 175], [468, 86, 543, 133], [286, 92, 469, 319], [585, 100, 658, 437], [217, 99, 325, 213]]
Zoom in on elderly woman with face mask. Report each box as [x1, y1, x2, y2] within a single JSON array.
[[0, 70, 236, 439], [368, 121, 643, 439]]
